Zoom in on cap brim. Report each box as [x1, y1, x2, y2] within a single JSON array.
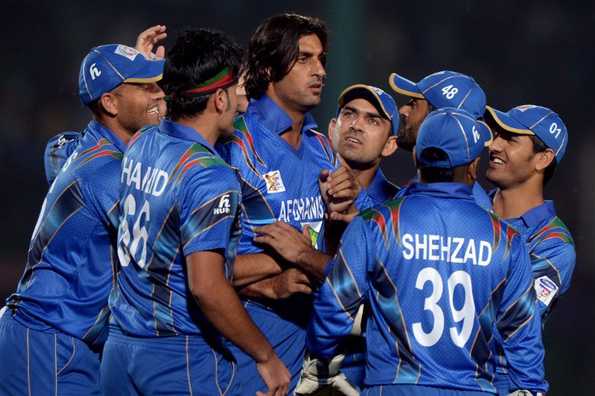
[[388, 73, 424, 99], [123, 59, 165, 84], [338, 84, 391, 120], [485, 106, 533, 135]]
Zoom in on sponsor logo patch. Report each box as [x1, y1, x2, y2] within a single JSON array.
[[534, 275, 559, 306], [264, 170, 286, 194], [213, 194, 231, 215], [114, 45, 140, 61]]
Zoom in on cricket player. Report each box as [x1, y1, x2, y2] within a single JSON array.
[[388, 70, 492, 205], [218, 13, 361, 394], [293, 84, 401, 395], [482, 104, 575, 395], [100, 29, 290, 395], [43, 25, 167, 184], [0, 43, 165, 394]]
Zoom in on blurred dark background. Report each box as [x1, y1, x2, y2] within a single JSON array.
[[2, 0, 594, 393]]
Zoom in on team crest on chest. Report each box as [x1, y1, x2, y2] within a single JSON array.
[[263, 170, 286, 194]]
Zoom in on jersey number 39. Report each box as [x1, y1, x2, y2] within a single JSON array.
[[412, 268, 475, 348]]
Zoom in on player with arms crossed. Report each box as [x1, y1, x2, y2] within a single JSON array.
[[100, 29, 289, 395], [0, 44, 164, 394], [219, 13, 360, 395], [482, 104, 575, 395]]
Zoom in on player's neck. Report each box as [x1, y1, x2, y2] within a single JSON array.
[[492, 181, 544, 220], [265, 88, 308, 149], [342, 157, 380, 189], [176, 116, 220, 147]]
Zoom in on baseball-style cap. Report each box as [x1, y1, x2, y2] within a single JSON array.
[[416, 108, 492, 168], [484, 105, 568, 162], [78, 44, 165, 105], [337, 84, 400, 135], [388, 70, 486, 118]]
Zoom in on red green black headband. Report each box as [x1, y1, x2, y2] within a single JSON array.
[[182, 67, 236, 96]]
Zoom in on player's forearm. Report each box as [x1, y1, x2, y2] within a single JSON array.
[[295, 249, 331, 282], [238, 276, 278, 299], [233, 253, 283, 287], [192, 277, 274, 363]]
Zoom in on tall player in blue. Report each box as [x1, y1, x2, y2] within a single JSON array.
[[218, 13, 359, 395], [101, 29, 290, 396], [0, 44, 165, 394], [264, 109, 548, 395], [482, 105, 575, 395]]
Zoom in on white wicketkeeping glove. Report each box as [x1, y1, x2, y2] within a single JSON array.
[[296, 353, 359, 395]]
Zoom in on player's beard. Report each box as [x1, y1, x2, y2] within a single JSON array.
[[397, 116, 416, 152]]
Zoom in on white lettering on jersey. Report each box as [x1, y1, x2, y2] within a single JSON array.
[[401, 233, 492, 266], [122, 157, 170, 197], [278, 196, 324, 223]]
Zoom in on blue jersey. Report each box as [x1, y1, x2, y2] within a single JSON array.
[[6, 120, 124, 344], [44, 131, 82, 184], [109, 119, 241, 337], [219, 95, 336, 254], [307, 183, 547, 394], [355, 168, 400, 211], [487, 195, 575, 394]]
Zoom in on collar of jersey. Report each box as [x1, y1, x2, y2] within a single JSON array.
[[159, 119, 217, 155], [366, 168, 399, 204], [87, 120, 127, 153], [404, 182, 474, 199], [488, 189, 556, 230], [248, 95, 318, 136]]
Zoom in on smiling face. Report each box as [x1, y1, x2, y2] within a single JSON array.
[[397, 97, 431, 151], [109, 81, 165, 134], [486, 127, 545, 188], [330, 98, 396, 168], [269, 34, 326, 113]]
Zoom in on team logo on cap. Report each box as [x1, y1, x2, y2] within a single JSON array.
[[89, 63, 101, 80], [264, 170, 286, 194], [114, 45, 140, 61]]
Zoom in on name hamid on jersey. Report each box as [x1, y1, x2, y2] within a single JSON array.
[[121, 157, 169, 197], [402, 233, 493, 266]]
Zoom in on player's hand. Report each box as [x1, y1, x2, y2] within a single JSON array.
[[321, 166, 361, 215], [271, 268, 312, 299], [135, 25, 167, 59], [254, 221, 315, 263], [255, 353, 290, 396]]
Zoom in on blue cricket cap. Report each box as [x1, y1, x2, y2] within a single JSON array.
[[388, 70, 486, 118], [78, 44, 165, 105], [484, 105, 568, 162], [416, 108, 492, 169], [337, 84, 400, 135]]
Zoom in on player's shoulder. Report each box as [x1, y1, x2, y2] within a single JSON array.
[[128, 124, 158, 149], [528, 215, 575, 261], [304, 128, 335, 163], [171, 142, 236, 187]]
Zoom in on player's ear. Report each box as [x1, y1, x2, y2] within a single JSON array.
[[466, 157, 480, 183], [99, 93, 118, 117], [535, 148, 555, 172], [328, 118, 337, 149], [213, 88, 228, 114], [381, 135, 398, 158]]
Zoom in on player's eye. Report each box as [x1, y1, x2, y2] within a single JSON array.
[[367, 117, 381, 127]]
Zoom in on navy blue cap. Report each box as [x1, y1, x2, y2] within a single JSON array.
[[389, 70, 486, 119], [416, 108, 492, 168], [485, 105, 568, 162], [78, 44, 165, 105], [337, 84, 400, 135]]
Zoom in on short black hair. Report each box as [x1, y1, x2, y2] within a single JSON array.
[[161, 29, 242, 121], [243, 13, 328, 99], [530, 135, 557, 185], [418, 147, 455, 182]]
